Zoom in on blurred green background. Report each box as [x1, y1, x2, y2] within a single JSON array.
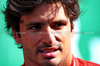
[[0, 0, 100, 66], [79, 0, 100, 63]]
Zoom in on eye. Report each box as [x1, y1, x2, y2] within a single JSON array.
[[28, 25, 41, 31], [55, 23, 63, 27], [32, 25, 41, 30], [51, 22, 67, 30]]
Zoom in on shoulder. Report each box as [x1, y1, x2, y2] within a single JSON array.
[[75, 57, 100, 66]]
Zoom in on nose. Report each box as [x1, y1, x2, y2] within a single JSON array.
[[42, 26, 56, 46]]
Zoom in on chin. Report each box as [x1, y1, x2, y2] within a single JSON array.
[[41, 61, 58, 66], [39, 58, 60, 66]]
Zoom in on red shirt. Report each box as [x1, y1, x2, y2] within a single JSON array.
[[70, 56, 100, 66], [22, 56, 100, 66]]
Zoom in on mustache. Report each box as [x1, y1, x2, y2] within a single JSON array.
[[35, 42, 62, 54]]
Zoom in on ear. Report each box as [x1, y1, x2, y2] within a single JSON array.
[[71, 23, 74, 37], [12, 28, 21, 44], [71, 29, 74, 37]]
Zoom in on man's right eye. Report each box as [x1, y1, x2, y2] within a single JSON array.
[[28, 25, 41, 31]]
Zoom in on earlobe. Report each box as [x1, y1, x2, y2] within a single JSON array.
[[71, 23, 74, 37], [12, 29, 21, 44], [71, 29, 74, 37]]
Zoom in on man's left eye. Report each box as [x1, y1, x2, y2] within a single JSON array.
[[55, 23, 63, 27], [51, 23, 66, 30]]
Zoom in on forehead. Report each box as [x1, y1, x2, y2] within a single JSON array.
[[21, 2, 68, 22]]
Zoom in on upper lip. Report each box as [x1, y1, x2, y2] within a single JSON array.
[[39, 47, 59, 52]]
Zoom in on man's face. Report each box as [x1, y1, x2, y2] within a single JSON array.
[[14, 3, 73, 66]]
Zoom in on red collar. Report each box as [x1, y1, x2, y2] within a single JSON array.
[[69, 55, 76, 66], [22, 63, 25, 66]]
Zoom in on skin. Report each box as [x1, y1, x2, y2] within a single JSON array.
[[13, 2, 73, 66]]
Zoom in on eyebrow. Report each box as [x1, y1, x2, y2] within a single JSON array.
[[53, 20, 68, 23], [25, 22, 45, 27], [25, 20, 68, 26]]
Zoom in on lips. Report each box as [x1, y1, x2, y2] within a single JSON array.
[[39, 47, 60, 58], [40, 47, 58, 52]]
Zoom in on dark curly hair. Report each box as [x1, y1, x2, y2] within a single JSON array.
[[4, 0, 80, 33], [3, 0, 80, 48]]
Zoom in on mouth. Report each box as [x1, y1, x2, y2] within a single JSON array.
[[39, 47, 60, 59]]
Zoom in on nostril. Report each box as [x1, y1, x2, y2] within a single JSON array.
[[43, 42, 52, 47], [55, 36, 60, 42]]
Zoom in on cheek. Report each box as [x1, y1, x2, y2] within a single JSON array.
[[62, 34, 71, 55], [20, 33, 41, 48], [60, 30, 71, 50], [62, 34, 71, 47], [20, 34, 41, 57], [60, 28, 71, 43]]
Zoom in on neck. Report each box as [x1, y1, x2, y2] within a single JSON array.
[[58, 52, 72, 66]]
